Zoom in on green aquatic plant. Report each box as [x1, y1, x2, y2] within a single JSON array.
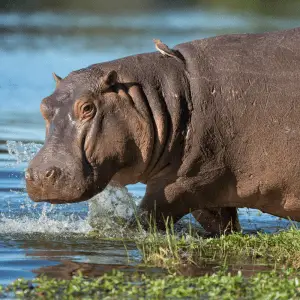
[[2, 269, 300, 299], [137, 226, 300, 270]]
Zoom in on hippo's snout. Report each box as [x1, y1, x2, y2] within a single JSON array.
[[25, 143, 97, 204], [25, 161, 92, 204], [25, 163, 73, 203]]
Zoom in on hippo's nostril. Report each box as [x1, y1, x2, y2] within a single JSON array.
[[45, 169, 55, 179], [44, 167, 62, 181]]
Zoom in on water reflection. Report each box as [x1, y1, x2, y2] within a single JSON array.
[[33, 260, 165, 279], [33, 259, 273, 280], [0, 234, 145, 284]]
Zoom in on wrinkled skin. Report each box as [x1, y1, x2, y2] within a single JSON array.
[[27, 27, 300, 234]]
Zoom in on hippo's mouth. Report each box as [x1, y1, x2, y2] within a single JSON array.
[[31, 197, 90, 205], [26, 184, 96, 204]]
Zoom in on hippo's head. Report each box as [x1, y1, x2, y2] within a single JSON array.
[[26, 67, 152, 204]]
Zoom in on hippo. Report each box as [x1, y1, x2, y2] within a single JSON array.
[[26, 27, 300, 234]]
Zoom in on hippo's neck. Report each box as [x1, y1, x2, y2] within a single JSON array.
[[129, 54, 192, 182], [98, 52, 192, 183]]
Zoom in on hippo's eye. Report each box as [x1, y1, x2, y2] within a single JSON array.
[[79, 102, 95, 120], [83, 104, 93, 113]]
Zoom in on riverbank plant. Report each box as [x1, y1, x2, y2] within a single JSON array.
[[138, 222, 300, 270]]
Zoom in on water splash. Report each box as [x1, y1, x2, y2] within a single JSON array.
[[1, 141, 142, 237], [0, 210, 91, 235], [88, 185, 138, 228], [6, 140, 43, 164]]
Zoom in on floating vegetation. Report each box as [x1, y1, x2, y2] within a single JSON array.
[[2, 269, 300, 299]]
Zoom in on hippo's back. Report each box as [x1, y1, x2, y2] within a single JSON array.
[[177, 28, 300, 218], [176, 27, 300, 78]]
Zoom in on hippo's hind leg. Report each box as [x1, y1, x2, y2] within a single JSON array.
[[192, 207, 240, 236]]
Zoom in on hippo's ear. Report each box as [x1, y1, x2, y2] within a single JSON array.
[[101, 70, 118, 92], [52, 73, 62, 88]]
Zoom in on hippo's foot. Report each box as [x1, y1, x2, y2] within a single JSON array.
[[192, 207, 241, 237]]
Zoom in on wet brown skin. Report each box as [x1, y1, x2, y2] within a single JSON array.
[[26, 27, 300, 233]]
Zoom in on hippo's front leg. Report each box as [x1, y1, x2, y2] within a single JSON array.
[[130, 178, 190, 230]]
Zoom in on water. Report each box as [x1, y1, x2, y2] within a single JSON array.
[[1, 2, 300, 286]]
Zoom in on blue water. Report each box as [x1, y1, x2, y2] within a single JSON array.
[[0, 4, 299, 286]]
